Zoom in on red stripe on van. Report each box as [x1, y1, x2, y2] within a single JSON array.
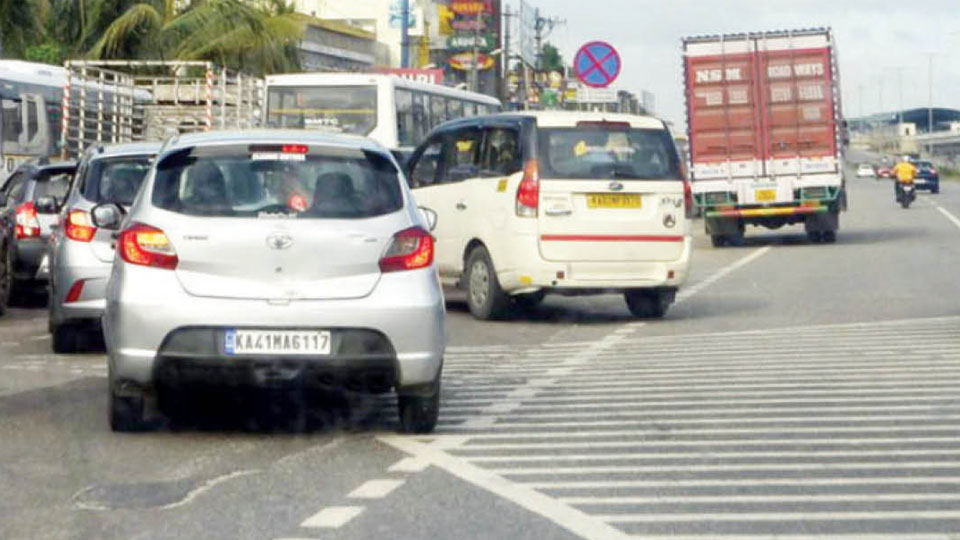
[[540, 234, 684, 243]]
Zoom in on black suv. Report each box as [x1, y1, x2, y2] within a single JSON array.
[[0, 160, 76, 313]]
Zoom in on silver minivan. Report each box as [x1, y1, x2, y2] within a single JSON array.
[[92, 130, 445, 433], [48, 142, 159, 352]]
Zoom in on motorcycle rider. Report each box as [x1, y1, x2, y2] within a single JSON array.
[[891, 155, 918, 201]]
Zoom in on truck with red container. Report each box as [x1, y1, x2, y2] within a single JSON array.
[[682, 28, 846, 246]]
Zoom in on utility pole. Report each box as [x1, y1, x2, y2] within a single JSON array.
[[502, 6, 513, 103], [400, 0, 409, 68], [533, 8, 565, 71]]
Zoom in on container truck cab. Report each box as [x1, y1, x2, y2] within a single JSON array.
[[682, 28, 846, 245]]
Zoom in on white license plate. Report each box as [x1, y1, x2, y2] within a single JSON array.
[[224, 329, 331, 356]]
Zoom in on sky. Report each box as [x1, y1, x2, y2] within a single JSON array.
[[530, 0, 960, 129]]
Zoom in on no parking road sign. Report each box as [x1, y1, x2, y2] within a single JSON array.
[[573, 41, 621, 88]]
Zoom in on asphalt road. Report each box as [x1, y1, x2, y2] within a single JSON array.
[[2, 154, 960, 540]]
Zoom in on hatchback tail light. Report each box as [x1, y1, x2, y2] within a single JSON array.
[[683, 181, 694, 218], [516, 160, 540, 218], [118, 223, 178, 270], [65, 209, 97, 242], [14, 202, 40, 239], [379, 227, 434, 273]]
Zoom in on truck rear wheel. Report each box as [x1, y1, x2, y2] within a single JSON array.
[[710, 235, 726, 248]]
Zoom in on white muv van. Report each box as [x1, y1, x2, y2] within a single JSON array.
[[405, 111, 693, 320]]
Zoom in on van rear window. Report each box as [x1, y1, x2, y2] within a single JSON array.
[[538, 127, 682, 180]]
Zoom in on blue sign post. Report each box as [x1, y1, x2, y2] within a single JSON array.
[[573, 41, 621, 88]]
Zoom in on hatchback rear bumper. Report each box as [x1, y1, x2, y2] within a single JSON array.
[[104, 266, 446, 393]]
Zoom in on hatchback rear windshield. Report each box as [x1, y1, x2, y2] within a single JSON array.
[[33, 170, 73, 200], [152, 145, 403, 219], [81, 156, 152, 205], [538, 126, 682, 180]]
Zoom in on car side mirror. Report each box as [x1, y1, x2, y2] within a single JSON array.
[[418, 206, 438, 232], [91, 202, 125, 230], [35, 196, 59, 214]]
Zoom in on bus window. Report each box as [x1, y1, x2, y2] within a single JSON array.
[[464, 102, 478, 117], [1, 98, 23, 150], [26, 98, 38, 141], [412, 92, 429, 142], [396, 88, 415, 147], [447, 99, 464, 119], [267, 85, 377, 136], [430, 94, 446, 128]]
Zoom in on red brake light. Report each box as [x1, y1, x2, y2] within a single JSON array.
[[65, 209, 97, 242], [683, 181, 694, 218], [281, 144, 309, 154], [379, 227, 434, 273], [14, 202, 40, 239], [65, 279, 85, 303], [516, 160, 539, 217], [118, 223, 178, 270]]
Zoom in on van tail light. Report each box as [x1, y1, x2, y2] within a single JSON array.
[[516, 160, 540, 218], [14, 202, 40, 239], [65, 279, 85, 303], [65, 210, 97, 242], [379, 227, 434, 273], [930, 167, 938, 175], [683, 180, 694, 219], [118, 223, 178, 270]]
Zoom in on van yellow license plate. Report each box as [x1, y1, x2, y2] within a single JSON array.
[[755, 189, 777, 202], [586, 193, 643, 209]]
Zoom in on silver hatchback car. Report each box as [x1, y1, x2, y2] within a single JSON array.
[[93, 131, 445, 433], [48, 142, 160, 352]]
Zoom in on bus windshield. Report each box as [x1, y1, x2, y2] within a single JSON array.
[[266, 86, 377, 136]]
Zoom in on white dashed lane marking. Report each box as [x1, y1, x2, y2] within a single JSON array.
[[299, 506, 365, 529], [346, 479, 405, 499]]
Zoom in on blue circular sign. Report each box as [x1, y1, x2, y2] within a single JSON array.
[[574, 41, 621, 88]]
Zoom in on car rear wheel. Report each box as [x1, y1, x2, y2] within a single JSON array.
[[464, 246, 509, 320], [398, 380, 440, 434], [109, 389, 150, 432], [624, 290, 671, 319], [52, 323, 80, 354]]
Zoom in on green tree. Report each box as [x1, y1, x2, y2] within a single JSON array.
[[0, 0, 42, 58], [541, 42, 563, 72]]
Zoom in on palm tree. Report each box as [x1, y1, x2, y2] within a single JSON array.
[[88, 0, 304, 75]]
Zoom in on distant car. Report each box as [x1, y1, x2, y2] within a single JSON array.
[[47, 142, 160, 352], [0, 159, 77, 312], [856, 163, 875, 178], [913, 160, 940, 193], [877, 166, 892, 179], [95, 130, 445, 433]]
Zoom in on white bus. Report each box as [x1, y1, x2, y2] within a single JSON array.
[[0, 60, 66, 182], [264, 73, 502, 158]]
